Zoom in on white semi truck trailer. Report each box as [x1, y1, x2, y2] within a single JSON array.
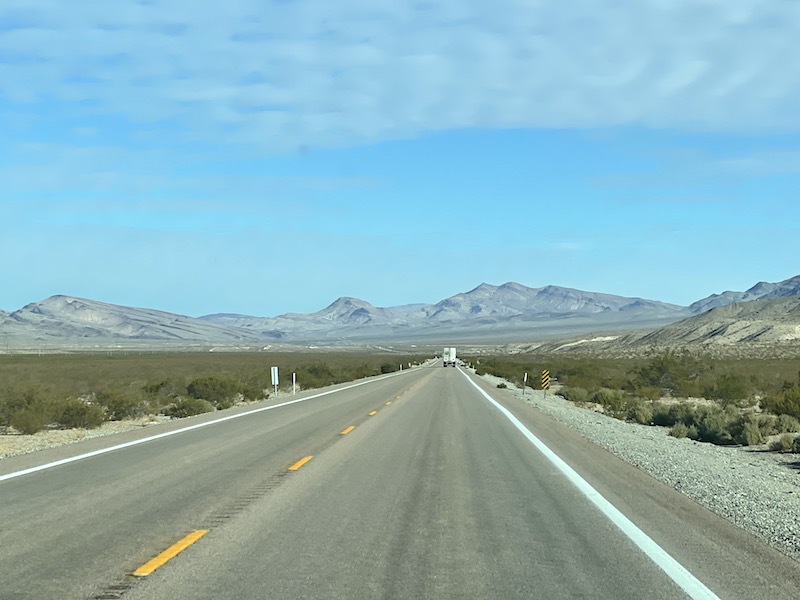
[[443, 347, 457, 367]]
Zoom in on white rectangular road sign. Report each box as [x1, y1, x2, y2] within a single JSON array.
[[271, 366, 279, 386]]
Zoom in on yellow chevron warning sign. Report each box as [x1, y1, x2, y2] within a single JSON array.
[[541, 370, 551, 391]]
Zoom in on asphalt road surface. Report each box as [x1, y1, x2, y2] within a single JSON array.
[[2, 364, 800, 599]]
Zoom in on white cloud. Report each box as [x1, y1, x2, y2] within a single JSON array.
[[711, 151, 800, 177], [0, 0, 799, 152], [0, 140, 382, 198]]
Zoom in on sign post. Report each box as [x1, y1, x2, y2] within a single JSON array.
[[292, 372, 296, 395], [271, 366, 279, 397], [523, 372, 528, 396], [541, 369, 551, 397]]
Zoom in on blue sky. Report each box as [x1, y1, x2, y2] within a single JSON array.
[[1, 0, 798, 316]]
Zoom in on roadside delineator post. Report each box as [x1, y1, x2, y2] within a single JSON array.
[[271, 366, 279, 397]]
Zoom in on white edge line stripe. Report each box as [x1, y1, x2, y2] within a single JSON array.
[[458, 368, 720, 600], [0, 369, 414, 483]]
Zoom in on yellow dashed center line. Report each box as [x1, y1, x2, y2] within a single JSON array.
[[340, 425, 356, 435], [385, 401, 392, 406], [288, 455, 314, 471], [133, 530, 209, 577], [368, 410, 378, 416]]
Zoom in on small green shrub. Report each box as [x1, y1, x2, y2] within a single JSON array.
[[670, 423, 691, 439], [9, 408, 52, 435], [630, 349, 704, 397], [656, 402, 748, 446], [1, 386, 37, 427], [5, 387, 58, 434], [163, 397, 215, 418], [95, 389, 149, 421], [762, 386, 800, 419], [775, 414, 800, 433], [652, 402, 697, 428], [756, 414, 777, 437], [770, 434, 795, 453], [296, 362, 337, 386], [633, 386, 662, 402], [239, 385, 266, 402], [706, 373, 755, 407], [187, 376, 239, 407], [142, 379, 185, 408], [496, 382, 507, 389], [560, 387, 589, 403], [668, 423, 699, 440], [731, 414, 777, 445], [143, 380, 169, 396], [591, 388, 630, 420], [793, 436, 800, 453], [694, 405, 738, 445], [629, 401, 654, 425], [58, 399, 106, 429], [650, 402, 672, 426], [740, 420, 764, 446], [217, 398, 236, 410]]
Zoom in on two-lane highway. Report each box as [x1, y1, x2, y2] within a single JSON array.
[[2, 364, 800, 599]]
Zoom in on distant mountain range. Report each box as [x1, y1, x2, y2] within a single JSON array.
[[1, 275, 799, 349], [0, 295, 269, 345], [199, 282, 687, 336], [689, 275, 800, 313]]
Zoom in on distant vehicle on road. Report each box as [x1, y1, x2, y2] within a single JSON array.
[[443, 347, 457, 367]]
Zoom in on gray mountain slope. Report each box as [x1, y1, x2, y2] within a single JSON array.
[[439, 282, 685, 318], [200, 297, 417, 334], [635, 297, 800, 346], [0, 283, 692, 347], [690, 274, 800, 313], [198, 282, 689, 338], [5, 296, 272, 343], [525, 296, 800, 356], [6, 275, 799, 348], [760, 275, 800, 299]]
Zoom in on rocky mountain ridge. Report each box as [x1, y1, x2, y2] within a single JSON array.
[[635, 296, 800, 347], [689, 274, 800, 313], [1, 282, 687, 347], [2, 275, 799, 350], [199, 282, 688, 338], [0, 295, 267, 345], [525, 296, 800, 358]]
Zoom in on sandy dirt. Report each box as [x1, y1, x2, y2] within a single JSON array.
[[0, 416, 170, 460]]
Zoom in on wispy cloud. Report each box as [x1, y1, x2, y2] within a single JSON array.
[[710, 151, 800, 177], [1, 140, 382, 199], [2, 0, 798, 153]]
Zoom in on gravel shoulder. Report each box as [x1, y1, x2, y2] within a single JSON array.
[[0, 417, 172, 460], [480, 373, 800, 563]]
